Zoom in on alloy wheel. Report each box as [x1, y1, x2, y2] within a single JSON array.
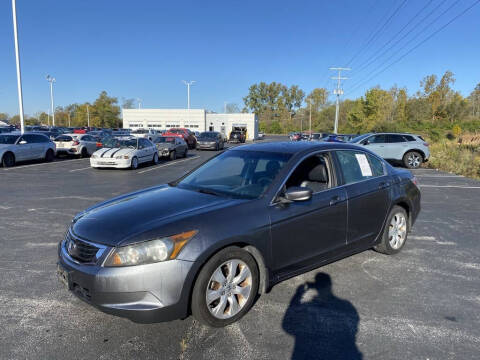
[[407, 153, 421, 168], [206, 259, 253, 320], [388, 212, 407, 249]]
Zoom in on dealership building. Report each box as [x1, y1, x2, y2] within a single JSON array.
[[122, 109, 258, 140]]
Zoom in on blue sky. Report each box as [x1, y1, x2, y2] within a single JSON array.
[[1, 0, 479, 116]]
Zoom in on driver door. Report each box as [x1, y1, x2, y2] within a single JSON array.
[[268, 152, 347, 277]]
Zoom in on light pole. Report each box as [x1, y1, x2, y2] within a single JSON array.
[[46, 75, 56, 127], [11, 0, 25, 134], [137, 98, 142, 109], [86, 104, 90, 127], [182, 80, 196, 109]]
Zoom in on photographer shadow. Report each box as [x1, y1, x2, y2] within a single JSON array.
[[282, 273, 362, 360]]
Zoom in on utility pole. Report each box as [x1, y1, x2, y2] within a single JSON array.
[[309, 101, 312, 135], [224, 101, 227, 113], [329, 67, 350, 134], [86, 105, 90, 127], [46, 75, 56, 126], [11, 0, 25, 134], [68, 112, 71, 127], [182, 80, 196, 109], [137, 98, 142, 109]]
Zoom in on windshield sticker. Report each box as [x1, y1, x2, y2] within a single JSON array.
[[355, 154, 372, 177]]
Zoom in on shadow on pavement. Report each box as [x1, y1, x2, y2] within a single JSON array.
[[282, 273, 362, 360]]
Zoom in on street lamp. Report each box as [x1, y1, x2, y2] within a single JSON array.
[[182, 80, 196, 109], [46, 75, 56, 126], [11, 0, 25, 134]]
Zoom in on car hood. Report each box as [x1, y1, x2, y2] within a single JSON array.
[[94, 147, 134, 158], [71, 185, 239, 246]]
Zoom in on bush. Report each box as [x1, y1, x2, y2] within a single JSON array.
[[452, 124, 462, 138], [427, 140, 480, 179]]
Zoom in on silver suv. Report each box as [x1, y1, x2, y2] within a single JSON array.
[[350, 133, 430, 169]]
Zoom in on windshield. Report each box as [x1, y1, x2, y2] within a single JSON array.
[[0, 135, 19, 144], [103, 137, 137, 148], [177, 150, 291, 199], [198, 132, 217, 139], [349, 133, 371, 143], [155, 137, 176, 144]]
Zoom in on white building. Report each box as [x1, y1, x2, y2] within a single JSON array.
[[122, 109, 258, 140]]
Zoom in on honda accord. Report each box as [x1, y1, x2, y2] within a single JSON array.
[[57, 141, 420, 327]]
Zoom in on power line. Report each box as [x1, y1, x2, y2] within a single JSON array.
[[347, 0, 460, 91], [353, 0, 435, 75], [346, 0, 409, 67], [345, 0, 480, 96]]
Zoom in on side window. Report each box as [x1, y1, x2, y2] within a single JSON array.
[[369, 135, 386, 144], [336, 150, 377, 184], [403, 135, 416, 141], [386, 134, 406, 143], [366, 153, 385, 177], [285, 153, 331, 193], [22, 134, 35, 143]]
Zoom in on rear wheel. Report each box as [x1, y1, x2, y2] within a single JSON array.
[[374, 206, 408, 255], [130, 156, 139, 170], [170, 150, 176, 160], [2, 152, 15, 167], [183, 148, 188, 158], [80, 147, 89, 158], [403, 151, 423, 169], [45, 149, 55, 162], [191, 247, 259, 327]]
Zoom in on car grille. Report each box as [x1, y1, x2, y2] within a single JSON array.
[[65, 232, 101, 263]]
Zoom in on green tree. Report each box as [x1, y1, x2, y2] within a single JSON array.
[[90, 91, 121, 128], [305, 88, 329, 112]]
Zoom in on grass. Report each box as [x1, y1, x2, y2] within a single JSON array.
[[426, 135, 480, 179]]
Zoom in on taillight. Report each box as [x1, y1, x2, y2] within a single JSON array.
[[72, 140, 80, 146], [96, 142, 102, 148], [412, 176, 418, 186], [423, 142, 429, 147]]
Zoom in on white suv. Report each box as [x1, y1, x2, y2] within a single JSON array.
[[350, 133, 430, 169], [54, 133, 98, 158]]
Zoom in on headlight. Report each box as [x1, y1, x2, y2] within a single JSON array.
[[115, 155, 130, 159], [91, 154, 97, 158], [104, 230, 198, 267]]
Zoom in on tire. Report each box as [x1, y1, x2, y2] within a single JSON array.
[[80, 147, 89, 158], [45, 149, 55, 162], [169, 150, 176, 160], [403, 151, 423, 169], [152, 152, 159, 165], [130, 156, 139, 170], [191, 247, 259, 327], [215, 143, 219, 151], [183, 148, 188, 158], [2, 152, 15, 167], [374, 205, 409, 255]]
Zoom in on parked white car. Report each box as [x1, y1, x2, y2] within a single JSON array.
[[90, 137, 158, 169], [130, 129, 161, 142], [0, 133, 56, 167], [54, 133, 98, 157]]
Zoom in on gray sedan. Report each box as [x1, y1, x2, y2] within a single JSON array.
[[196, 131, 225, 151], [153, 136, 188, 160], [57, 141, 420, 327], [0, 133, 56, 167]]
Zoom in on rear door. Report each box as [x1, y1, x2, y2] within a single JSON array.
[[82, 135, 97, 154], [334, 150, 390, 248], [384, 134, 408, 159]]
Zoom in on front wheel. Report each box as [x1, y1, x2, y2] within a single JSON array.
[[45, 149, 55, 162], [374, 206, 408, 255], [403, 151, 423, 169], [130, 156, 139, 170], [2, 152, 15, 167], [191, 247, 259, 327], [152, 152, 159, 165]]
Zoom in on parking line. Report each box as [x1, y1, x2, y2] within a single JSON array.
[[416, 175, 464, 178], [419, 185, 480, 189], [2, 158, 89, 171], [70, 167, 92, 172], [137, 156, 200, 174]]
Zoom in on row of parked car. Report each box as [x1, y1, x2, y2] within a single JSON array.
[[290, 131, 430, 169], [0, 125, 245, 169]]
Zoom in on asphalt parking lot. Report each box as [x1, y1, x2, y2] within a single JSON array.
[[1, 138, 479, 359]]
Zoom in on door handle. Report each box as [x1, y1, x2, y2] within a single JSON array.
[[330, 195, 341, 206], [378, 182, 390, 189]]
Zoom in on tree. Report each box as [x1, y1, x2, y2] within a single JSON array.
[[305, 88, 329, 112], [90, 91, 121, 128], [225, 103, 240, 113], [121, 98, 136, 109]]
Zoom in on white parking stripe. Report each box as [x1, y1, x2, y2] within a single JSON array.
[[416, 175, 464, 178], [69, 167, 92, 172], [2, 158, 89, 171], [137, 156, 200, 174], [419, 185, 480, 189]]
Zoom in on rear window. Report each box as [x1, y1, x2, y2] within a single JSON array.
[[403, 135, 416, 141], [55, 135, 73, 141]]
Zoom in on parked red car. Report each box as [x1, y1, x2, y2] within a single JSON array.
[[164, 128, 197, 149]]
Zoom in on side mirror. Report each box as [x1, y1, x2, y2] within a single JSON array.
[[283, 187, 312, 202], [19, 140, 27, 145], [361, 140, 369, 145]]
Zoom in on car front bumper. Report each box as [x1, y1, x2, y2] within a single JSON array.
[[90, 158, 131, 168], [57, 239, 194, 323], [196, 143, 217, 149]]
